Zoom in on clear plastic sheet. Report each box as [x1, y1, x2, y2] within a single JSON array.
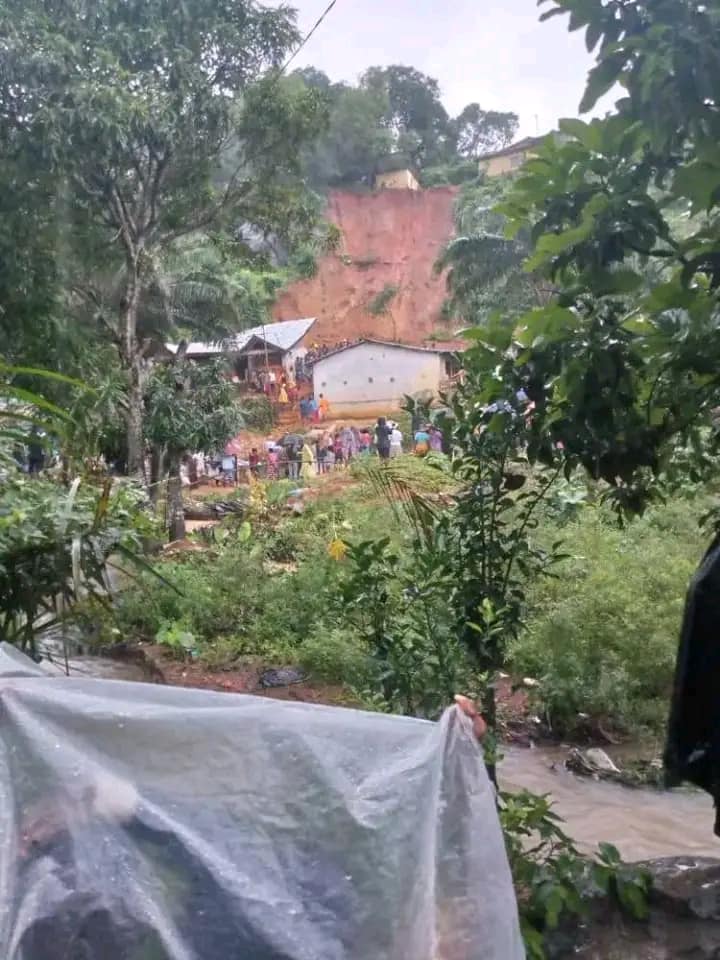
[[0, 643, 524, 959]]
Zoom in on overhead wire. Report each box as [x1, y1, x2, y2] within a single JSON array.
[[280, 0, 339, 75]]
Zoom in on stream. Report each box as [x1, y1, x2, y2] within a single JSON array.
[[501, 745, 719, 861]]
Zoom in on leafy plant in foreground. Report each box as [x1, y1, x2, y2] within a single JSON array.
[[502, 789, 650, 958]]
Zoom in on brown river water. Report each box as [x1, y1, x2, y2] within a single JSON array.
[[501, 745, 720, 862]]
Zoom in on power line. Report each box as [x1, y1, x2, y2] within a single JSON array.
[[281, 0, 338, 75]]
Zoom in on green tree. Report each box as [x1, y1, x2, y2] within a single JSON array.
[[436, 176, 550, 325], [144, 359, 243, 541], [302, 85, 393, 187], [459, 0, 720, 512], [361, 65, 452, 164], [0, 0, 326, 476], [452, 103, 519, 158]]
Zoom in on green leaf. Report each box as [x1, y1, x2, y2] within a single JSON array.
[[580, 54, 626, 113], [516, 306, 578, 347], [644, 279, 698, 313], [1, 385, 71, 421], [673, 160, 720, 214], [588, 268, 643, 296]]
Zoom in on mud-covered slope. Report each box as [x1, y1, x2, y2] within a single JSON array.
[[273, 187, 458, 345]]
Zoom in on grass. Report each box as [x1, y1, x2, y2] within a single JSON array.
[[510, 494, 709, 736]]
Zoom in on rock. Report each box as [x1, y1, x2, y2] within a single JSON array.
[[585, 748, 621, 774], [561, 857, 720, 959], [259, 667, 306, 688], [647, 856, 720, 921]]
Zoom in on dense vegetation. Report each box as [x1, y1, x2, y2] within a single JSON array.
[[4, 0, 720, 954], [98, 463, 708, 742], [293, 63, 519, 188]]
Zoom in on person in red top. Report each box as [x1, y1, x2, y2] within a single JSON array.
[[248, 448, 260, 476]]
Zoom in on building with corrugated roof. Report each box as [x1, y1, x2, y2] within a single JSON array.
[[166, 317, 316, 382]]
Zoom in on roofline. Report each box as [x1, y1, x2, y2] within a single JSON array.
[[311, 337, 461, 363], [477, 135, 546, 162], [167, 317, 316, 357]]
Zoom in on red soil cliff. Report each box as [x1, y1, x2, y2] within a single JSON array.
[[273, 187, 458, 345]]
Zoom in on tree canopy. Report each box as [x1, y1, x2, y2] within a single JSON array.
[[460, 0, 720, 512], [0, 0, 327, 474], [294, 64, 518, 187]]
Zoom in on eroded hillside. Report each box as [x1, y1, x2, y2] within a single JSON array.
[[274, 186, 458, 344]]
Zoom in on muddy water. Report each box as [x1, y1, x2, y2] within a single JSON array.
[[501, 745, 720, 861]]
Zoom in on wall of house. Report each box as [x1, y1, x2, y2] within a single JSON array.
[[312, 343, 442, 414], [375, 169, 420, 191], [480, 151, 527, 177]]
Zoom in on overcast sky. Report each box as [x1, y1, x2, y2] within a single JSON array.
[[270, 0, 615, 138]]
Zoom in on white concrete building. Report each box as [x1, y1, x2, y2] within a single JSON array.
[[311, 339, 459, 416]]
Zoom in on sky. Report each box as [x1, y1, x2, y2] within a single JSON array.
[[269, 0, 615, 138]]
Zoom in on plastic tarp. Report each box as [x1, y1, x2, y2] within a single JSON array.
[[0, 644, 524, 960]]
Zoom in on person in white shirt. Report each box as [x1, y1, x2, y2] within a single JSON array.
[[389, 426, 403, 458]]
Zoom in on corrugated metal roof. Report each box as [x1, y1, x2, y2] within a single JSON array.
[[166, 317, 316, 357]]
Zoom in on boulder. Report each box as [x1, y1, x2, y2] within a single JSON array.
[[566, 857, 720, 959]]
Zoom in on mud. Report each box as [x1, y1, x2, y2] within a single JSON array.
[[274, 187, 459, 345]]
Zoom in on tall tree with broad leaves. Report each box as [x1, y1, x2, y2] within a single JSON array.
[[459, 0, 720, 514], [361, 65, 452, 165], [0, 0, 327, 477], [436, 176, 552, 326], [452, 103, 519, 158]]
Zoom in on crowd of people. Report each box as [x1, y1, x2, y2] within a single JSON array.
[[246, 418, 444, 482]]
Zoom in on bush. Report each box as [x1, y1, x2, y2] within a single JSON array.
[[510, 497, 707, 735], [240, 395, 275, 432], [114, 513, 345, 666], [298, 628, 375, 687]]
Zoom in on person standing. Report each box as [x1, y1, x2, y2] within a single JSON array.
[[375, 417, 392, 460], [300, 439, 315, 481], [27, 427, 45, 475], [285, 439, 300, 481], [317, 441, 327, 475], [414, 424, 431, 456], [359, 428, 372, 455], [267, 445, 279, 480], [429, 425, 443, 453], [308, 395, 319, 423], [318, 393, 330, 421], [389, 425, 403, 458]]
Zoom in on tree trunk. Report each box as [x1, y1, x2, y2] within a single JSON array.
[[149, 444, 165, 505], [126, 353, 145, 481], [166, 453, 186, 542], [119, 266, 145, 480]]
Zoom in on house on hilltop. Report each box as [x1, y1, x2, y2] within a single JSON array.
[[166, 317, 315, 382], [373, 153, 421, 191], [478, 136, 545, 177], [311, 338, 462, 416]]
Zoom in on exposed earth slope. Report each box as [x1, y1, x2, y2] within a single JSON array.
[[274, 186, 458, 345]]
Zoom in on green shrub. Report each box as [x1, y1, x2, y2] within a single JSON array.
[[298, 627, 375, 686], [114, 515, 345, 665], [511, 497, 707, 735], [240, 395, 275, 432]]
